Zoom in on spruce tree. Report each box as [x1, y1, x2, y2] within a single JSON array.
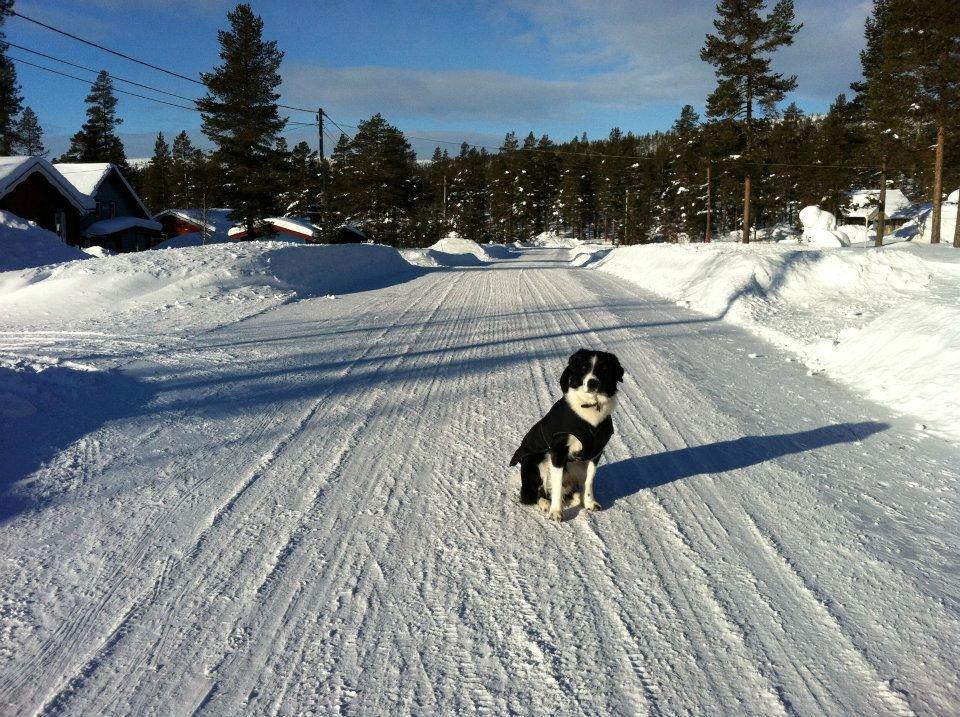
[[61, 71, 128, 168], [286, 140, 321, 216], [170, 131, 197, 207], [143, 132, 172, 213], [198, 3, 287, 235], [0, 0, 22, 154], [16, 106, 44, 155], [700, 0, 801, 242]]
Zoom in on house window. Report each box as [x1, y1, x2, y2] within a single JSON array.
[[97, 201, 118, 219]]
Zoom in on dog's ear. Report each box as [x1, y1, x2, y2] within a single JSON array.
[[613, 355, 625, 382], [559, 365, 572, 393]]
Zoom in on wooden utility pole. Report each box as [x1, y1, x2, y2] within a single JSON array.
[[875, 160, 887, 247], [742, 173, 752, 244], [705, 163, 712, 243], [317, 107, 326, 240], [623, 187, 629, 245], [931, 120, 944, 244]]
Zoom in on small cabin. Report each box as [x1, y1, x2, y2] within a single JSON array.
[[0, 156, 91, 243], [841, 189, 913, 235], [55, 163, 161, 252], [154, 208, 236, 242], [227, 216, 320, 242]]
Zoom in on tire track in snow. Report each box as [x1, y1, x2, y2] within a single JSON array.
[[20, 276, 459, 715]]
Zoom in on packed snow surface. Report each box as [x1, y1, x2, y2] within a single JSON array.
[[597, 242, 960, 439], [0, 210, 88, 272], [0, 242, 957, 715]]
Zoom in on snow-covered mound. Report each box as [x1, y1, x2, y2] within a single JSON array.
[[800, 206, 849, 247], [153, 232, 231, 250], [415, 235, 490, 267], [0, 241, 419, 334], [597, 242, 960, 439], [0, 210, 88, 272], [528, 231, 582, 248], [480, 242, 516, 259], [81, 245, 115, 258]]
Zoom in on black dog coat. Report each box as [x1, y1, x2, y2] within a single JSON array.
[[510, 398, 614, 466]]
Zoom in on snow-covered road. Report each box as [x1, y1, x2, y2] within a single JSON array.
[[1, 246, 958, 715]]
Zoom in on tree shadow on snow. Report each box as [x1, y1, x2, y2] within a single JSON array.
[[598, 421, 889, 507], [0, 365, 155, 523]]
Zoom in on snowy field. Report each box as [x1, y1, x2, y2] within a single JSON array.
[[0, 237, 958, 715]]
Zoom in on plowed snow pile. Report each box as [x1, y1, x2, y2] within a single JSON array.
[[0, 210, 88, 271], [598, 242, 960, 439], [0, 241, 418, 335], [404, 234, 495, 267]]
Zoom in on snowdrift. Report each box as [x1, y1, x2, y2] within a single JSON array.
[[527, 231, 582, 248], [0, 241, 419, 333], [597, 243, 960, 439], [0, 210, 88, 272], [405, 235, 512, 267]]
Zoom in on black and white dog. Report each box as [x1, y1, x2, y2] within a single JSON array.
[[510, 349, 624, 521]]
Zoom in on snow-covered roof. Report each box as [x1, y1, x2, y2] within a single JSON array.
[[154, 208, 237, 236], [83, 216, 162, 237], [227, 216, 320, 239], [843, 189, 913, 220], [55, 162, 152, 218], [0, 156, 94, 211]]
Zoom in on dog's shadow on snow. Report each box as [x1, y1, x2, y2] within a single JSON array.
[[597, 421, 889, 507]]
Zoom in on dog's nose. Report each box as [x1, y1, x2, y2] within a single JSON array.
[[586, 377, 599, 391]]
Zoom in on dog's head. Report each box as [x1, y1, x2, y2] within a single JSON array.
[[560, 349, 624, 401]]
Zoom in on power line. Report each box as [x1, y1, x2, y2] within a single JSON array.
[[8, 42, 201, 103], [10, 56, 199, 111], [5, 8, 317, 114], [7, 9, 204, 85]]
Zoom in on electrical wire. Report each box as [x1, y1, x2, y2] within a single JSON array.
[[7, 42, 201, 103], [5, 8, 317, 114], [10, 56, 199, 111]]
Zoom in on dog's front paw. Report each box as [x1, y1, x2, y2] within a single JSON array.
[[584, 498, 602, 512], [548, 508, 563, 522], [537, 497, 550, 513]]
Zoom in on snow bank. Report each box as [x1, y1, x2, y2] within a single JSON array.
[[410, 234, 492, 267], [0, 210, 88, 272], [800, 206, 849, 247], [0, 241, 419, 334], [153, 232, 231, 250], [81, 246, 115, 258], [528, 231, 582, 248], [597, 242, 960, 439]]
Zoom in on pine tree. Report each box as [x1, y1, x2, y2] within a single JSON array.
[[198, 3, 287, 235], [0, 0, 22, 154], [701, 0, 801, 242], [143, 132, 172, 213], [15, 106, 44, 155], [60, 70, 128, 168], [170, 131, 197, 207], [852, 0, 907, 245], [286, 140, 321, 216], [663, 105, 704, 241], [327, 115, 417, 244], [884, 0, 959, 245]]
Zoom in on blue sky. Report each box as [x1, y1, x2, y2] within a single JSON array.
[[7, 0, 873, 159]]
